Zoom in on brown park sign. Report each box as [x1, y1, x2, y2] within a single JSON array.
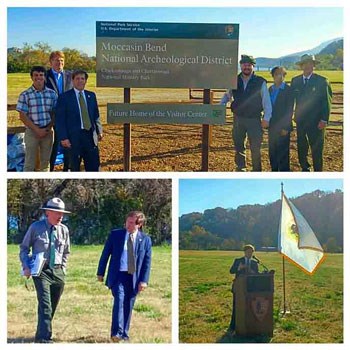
[[96, 21, 239, 89]]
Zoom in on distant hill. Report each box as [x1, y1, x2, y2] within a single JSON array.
[[319, 39, 343, 55], [179, 190, 343, 252], [281, 37, 343, 58], [256, 37, 343, 70]]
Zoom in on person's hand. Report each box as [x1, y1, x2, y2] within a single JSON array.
[[61, 139, 71, 148], [138, 282, 147, 292], [97, 275, 104, 282], [280, 129, 288, 136], [35, 127, 50, 139], [318, 121, 327, 130], [23, 267, 31, 277], [98, 134, 103, 142], [238, 263, 246, 271], [261, 119, 269, 129]]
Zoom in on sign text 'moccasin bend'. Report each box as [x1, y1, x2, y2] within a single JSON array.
[[100, 41, 234, 66]]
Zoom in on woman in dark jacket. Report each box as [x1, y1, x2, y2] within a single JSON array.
[[268, 66, 294, 171]]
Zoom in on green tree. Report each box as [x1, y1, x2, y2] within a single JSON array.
[[8, 179, 172, 245]]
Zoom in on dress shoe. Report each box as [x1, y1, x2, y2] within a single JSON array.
[[35, 338, 53, 343], [111, 335, 122, 343]]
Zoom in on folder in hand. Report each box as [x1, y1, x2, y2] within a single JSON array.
[[21, 252, 47, 277]]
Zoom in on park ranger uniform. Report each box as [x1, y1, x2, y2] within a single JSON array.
[[291, 72, 332, 171], [19, 210, 70, 343]]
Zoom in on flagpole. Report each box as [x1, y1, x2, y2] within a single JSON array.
[[281, 182, 287, 315], [282, 256, 286, 315]]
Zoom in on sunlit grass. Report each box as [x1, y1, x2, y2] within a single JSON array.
[[179, 250, 343, 343], [8, 244, 171, 343]]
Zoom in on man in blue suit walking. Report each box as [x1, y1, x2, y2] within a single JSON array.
[[97, 211, 152, 342], [55, 70, 103, 171]]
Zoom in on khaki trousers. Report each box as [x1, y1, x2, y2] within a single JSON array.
[[24, 128, 53, 172]]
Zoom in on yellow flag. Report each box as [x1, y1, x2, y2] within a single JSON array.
[[278, 193, 325, 274]]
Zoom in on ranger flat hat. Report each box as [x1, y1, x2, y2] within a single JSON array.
[[296, 54, 320, 66], [243, 244, 255, 252], [41, 197, 71, 213], [239, 54, 256, 65]]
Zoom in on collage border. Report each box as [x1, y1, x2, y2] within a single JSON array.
[[1, 0, 348, 349]]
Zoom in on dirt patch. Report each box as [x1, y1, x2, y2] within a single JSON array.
[[55, 117, 343, 172]]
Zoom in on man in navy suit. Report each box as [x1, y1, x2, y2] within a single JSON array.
[[45, 51, 72, 171], [229, 244, 259, 331], [97, 211, 152, 342], [55, 70, 103, 171], [230, 244, 258, 277]]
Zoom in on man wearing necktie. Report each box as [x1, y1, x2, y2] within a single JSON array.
[[19, 198, 71, 343], [55, 70, 103, 171], [228, 244, 259, 331], [45, 51, 73, 172], [291, 54, 332, 171], [97, 211, 152, 342]]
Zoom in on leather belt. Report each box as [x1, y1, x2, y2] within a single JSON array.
[[44, 263, 62, 269]]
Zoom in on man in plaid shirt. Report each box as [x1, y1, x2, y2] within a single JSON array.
[[16, 66, 58, 171]]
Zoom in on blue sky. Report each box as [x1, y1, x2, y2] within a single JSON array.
[[7, 7, 343, 58], [179, 179, 343, 215]]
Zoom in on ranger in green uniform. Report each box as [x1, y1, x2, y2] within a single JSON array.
[[19, 198, 71, 343], [291, 54, 332, 171]]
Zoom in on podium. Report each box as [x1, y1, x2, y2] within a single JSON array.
[[233, 272, 274, 337]]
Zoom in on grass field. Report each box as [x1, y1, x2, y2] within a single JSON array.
[[7, 71, 343, 126], [7, 72, 343, 172], [7, 244, 171, 343], [179, 250, 343, 343]]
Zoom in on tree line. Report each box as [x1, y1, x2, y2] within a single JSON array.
[[179, 190, 343, 253], [8, 41, 344, 74], [7, 42, 96, 73], [8, 179, 172, 245]]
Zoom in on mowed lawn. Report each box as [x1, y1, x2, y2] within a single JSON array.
[[179, 250, 343, 343], [8, 244, 171, 343], [7, 71, 343, 126]]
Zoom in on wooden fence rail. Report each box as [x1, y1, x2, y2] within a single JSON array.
[[7, 88, 343, 135]]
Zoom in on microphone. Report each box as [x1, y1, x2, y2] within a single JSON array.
[[253, 255, 269, 272], [252, 255, 260, 263]]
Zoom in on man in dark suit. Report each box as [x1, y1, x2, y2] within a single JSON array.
[[291, 54, 332, 171], [97, 211, 152, 342], [268, 66, 294, 171], [229, 244, 258, 331], [55, 70, 103, 171], [45, 51, 72, 171], [230, 244, 258, 277]]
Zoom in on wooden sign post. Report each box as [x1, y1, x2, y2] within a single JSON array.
[[123, 88, 131, 171], [202, 89, 211, 171]]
